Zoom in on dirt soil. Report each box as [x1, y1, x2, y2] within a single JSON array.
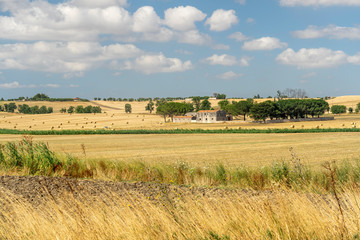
[[0, 175, 258, 207]]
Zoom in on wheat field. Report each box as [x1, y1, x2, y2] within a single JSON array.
[[0, 132, 359, 167]]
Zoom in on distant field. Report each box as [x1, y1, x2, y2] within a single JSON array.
[[0, 96, 360, 131], [0, 133, 359, 167]]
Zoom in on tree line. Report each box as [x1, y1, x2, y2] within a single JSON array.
[[18, 104, 53, 114], [60, 106, 102, 114]]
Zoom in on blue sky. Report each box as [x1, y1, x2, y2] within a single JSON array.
[[0, 0, 359, 99]]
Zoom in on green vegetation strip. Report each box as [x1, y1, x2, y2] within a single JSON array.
[[0, 128, 360, 135]]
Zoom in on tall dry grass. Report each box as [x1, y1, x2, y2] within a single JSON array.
[[1, 185, 360, 239]]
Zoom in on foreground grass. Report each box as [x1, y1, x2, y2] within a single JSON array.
[[1, 137, 360, 192], [2, 185, 360, 240], [2, 137, 360, 239]]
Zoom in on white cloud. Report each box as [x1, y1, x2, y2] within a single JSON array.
[[228, 32, 248, 42], [348, 53, 360, 65], [0, 2, 214, 46], [216, 71, 244, 79], [203, 54, 237, 66], [70, 0, 127, 8], [243, 37, 287, 51], [0, 41, 142, 74], [164, 6, 206, 31], [205, 9, 238, 31], [280, 0, 360, 6], [42, 84, 60, 88], [177, 30, 211, 45], [69, 84, 80, 88], [133, 6, 161, 33], [292, 25, 360, 40], [276, 48, 348, 69], [0, 81, 38, 89], [203, 54, 250, 66], [123, 53, 192, 74]]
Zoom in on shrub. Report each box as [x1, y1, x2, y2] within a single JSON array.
[[331, 105, 347, 114]]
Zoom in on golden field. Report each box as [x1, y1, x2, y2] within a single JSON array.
[[0, 132, 359, 167], [1, 96, 360, 131]]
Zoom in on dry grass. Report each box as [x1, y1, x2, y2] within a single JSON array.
[[1, 184, 360, 239], [0, 133, 359, 167]]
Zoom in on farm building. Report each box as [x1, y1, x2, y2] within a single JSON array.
[[172, 116, 193, 123], [173, 110, 232, 123]]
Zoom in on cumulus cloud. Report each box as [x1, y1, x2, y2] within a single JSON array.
[[0, 41, 142, 74], [205, 9, 238, 31], [164, 6, 206, 31], [216, 71, 244, 80], [203, 54, 250, 66], [348, 53, 360, 65], [243, 37, 287, 51], [276, 48, 348, 69], [122, 53, 192, 74], [292, 25, 360, 40], [132, 6, 161, 33], [280, 0, 360, 6], [69, 0, 127, 8], [0, 1, 212, 45], [235, 0, 246, 5], [228, 32, 248, 42]]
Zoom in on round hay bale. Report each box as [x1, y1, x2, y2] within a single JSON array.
[[58, 126, 61, 129], [29, 126, 32, 129], [290, 125, 295, 128], [301, 125, 304, 128], [316, 125, 320, 129], [142, 119, 144, 121], [126, 122, 129, 124], [43, 122, 45, 124], [342, 124, 345, 127], [13, 126, 16, 129], [238, 127, 242, 130], [51, 126, 54, 130], [68, 121, 70, 123], [82, 126, 84, 129]]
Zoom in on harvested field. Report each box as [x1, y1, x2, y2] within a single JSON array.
[[0, 133, 359, 167]]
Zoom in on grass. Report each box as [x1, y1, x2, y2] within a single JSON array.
[[2, 137, 360, 239], [3, 185, 360, 239], [2, 137, 360, 192]]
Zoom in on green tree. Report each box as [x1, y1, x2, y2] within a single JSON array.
[[67, 106, 75, 114], [75, 106, 84, 113], [200, 99, 211, 110], [47, 107, 53, 114], [60, 107, 67, 113], [250, 101, 274, 122], [218, 100, 229, 110], [192, 97, 201, 112], [125, 104, 132, 113], [145, 100, 155, 114], [331, 105, 347, 114], [4, 103, 17, 113]]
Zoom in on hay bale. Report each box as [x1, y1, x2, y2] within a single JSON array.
[[238, 127, 242, 130], [94, 125, 96, 128], [76, 123, 78, 126], [43, 122, 45, 124], [290, 125, 295, 129], [142, 119, 144, 121], [316, 125, 320, 129], [29, 126, 32, 129], [301, 125, 304, 128], [126, 122, 129, 124], [224, 126, 228, 130], [13, 126, 16, 129], [320, 124, 323, 126], [58, 126, 61, 129], [60, 123, 63, 126], [342, 124, 345, 127], [68, 121, 70, 124], [51, 126, 54, 130], [82, 126, 84, 129]]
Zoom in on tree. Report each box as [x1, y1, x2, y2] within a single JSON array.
[[349, 107, 353, 114], [75, 105, 84, 113], [32, 93, 50, 101], [47, 107, 53, 114], [215, 93, 226, 99], [192, 97, 201, 112], [218, 100, 229, 110], [67, 106, 75, 114], [4, 103, 17, 113], [249, 101, 274, 122], [156, 102, 193, 122], [235, 100, 253, 121], [125, 104, 132, 113], [145, 100, 155, 114], [331, 105, 346, 114], [200, 99, 211, 110], [60, 107, 67, 113]]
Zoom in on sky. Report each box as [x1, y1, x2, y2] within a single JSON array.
[[0, 0, 359, 99]]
